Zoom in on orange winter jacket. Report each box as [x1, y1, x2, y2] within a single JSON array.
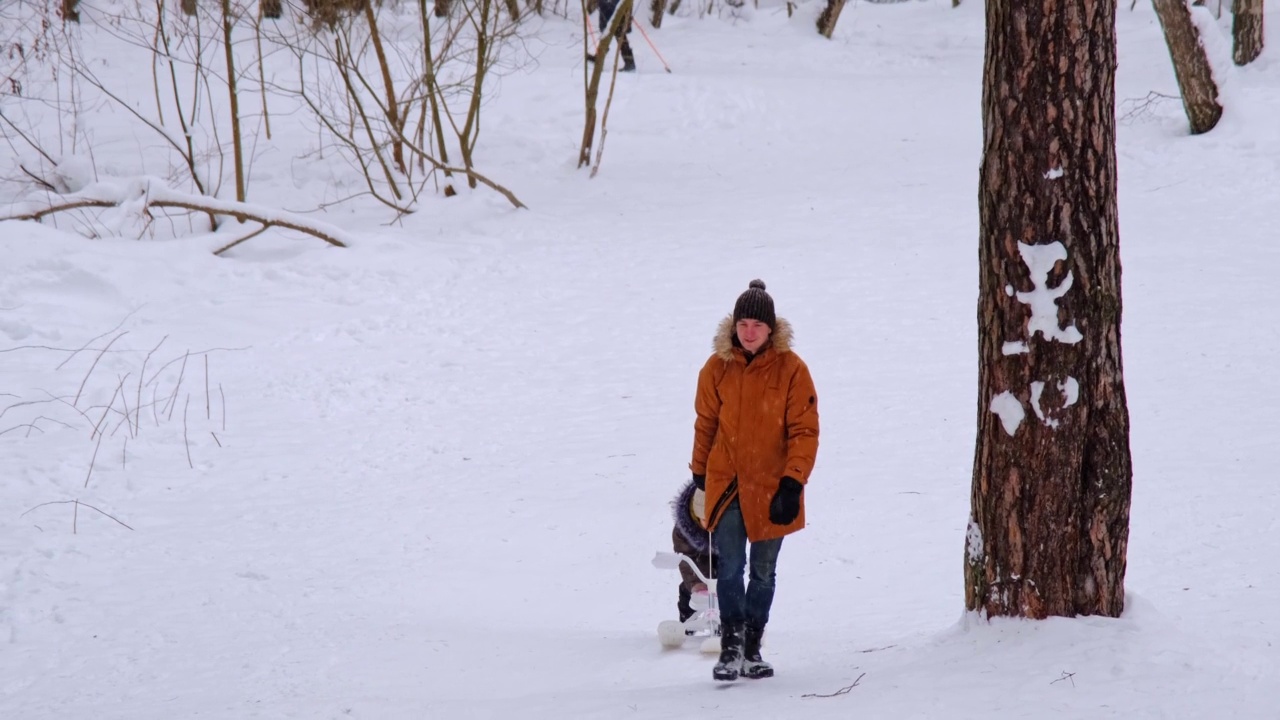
[[690, 316, 819, 542]]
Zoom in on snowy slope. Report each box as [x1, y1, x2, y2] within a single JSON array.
[[2, 1, 1279, 718]]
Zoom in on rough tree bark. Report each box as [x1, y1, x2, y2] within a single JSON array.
[[816, 0, 847, 38], [1231, 0, 1264, 66], [967, 0, 1133, 619], [649, 0, 668, 28], [1153, 0, 1223, 134]]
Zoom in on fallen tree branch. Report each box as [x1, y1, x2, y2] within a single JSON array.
[[2, 181, 355, 251]]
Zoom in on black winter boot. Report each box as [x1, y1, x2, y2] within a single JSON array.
[[620, 40, 636, 72], [713, 622, 745, 681], [741, 624, 773, 679], [677, 585, 694, 626]]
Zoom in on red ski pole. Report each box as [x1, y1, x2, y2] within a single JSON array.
[[631, 18, 671, 73]]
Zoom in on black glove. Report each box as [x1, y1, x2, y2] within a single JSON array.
[[768, 476, 803, 525], [692, 473, 706, 491]]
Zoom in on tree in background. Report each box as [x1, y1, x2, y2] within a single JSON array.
[[1231, 0, 1264, 66], [1153, 0, 1223, 134]]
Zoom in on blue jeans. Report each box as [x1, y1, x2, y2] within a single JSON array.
[[713, 498, 783, 629]]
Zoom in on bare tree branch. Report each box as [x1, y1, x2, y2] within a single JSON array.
[[2, 183, 354, 251]]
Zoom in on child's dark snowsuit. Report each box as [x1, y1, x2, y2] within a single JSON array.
[[672, 480, 714, 623]]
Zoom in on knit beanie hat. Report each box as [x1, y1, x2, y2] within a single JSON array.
[[732, 279, 776, 331]]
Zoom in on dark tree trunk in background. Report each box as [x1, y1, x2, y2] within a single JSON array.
[[1153, 0, 1223, 134], [967, 0, 1133, 619], [649, 0, 668, 28], [816, 0, 847, 38], [1231, 0, 1264, 65]]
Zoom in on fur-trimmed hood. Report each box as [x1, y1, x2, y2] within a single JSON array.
[[712, 315, 794, 361], [671, 480, 711, 555]]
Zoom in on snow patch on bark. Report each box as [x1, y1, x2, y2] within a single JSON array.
[[1016, 241, 1082, 345], [966, 518, 985, 564], [990, 391, 1025, 436]]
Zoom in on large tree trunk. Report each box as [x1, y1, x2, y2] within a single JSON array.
[[1153, 0, 1223, 134], [816, 0, 847, 38], [967, 0, 1133, 619], [1232, 0, 1264, 65]]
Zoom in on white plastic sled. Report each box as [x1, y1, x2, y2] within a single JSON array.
[[652, 551, 721, 654]]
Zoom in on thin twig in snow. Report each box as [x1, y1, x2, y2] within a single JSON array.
[[212, 223, 269, 256], [20, 499, 135, 532], [57, 308, 141, 370], [74, 331, 129, 408], [0, 423, 44, 437], [165, 351, 190, 421], [91, 373, 130, 441], [136, 335, 168, 437], [144, 347, 247, 388], [183, 394, 192, 469], [802, 673, 865, 698], [84, 431, 104, 489]]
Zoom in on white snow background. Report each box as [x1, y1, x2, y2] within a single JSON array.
[[3, 0, 1279, 717]]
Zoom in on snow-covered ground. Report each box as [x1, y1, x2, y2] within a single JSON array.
[[3, 1, 1278, 717]]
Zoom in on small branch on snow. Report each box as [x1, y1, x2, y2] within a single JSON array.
[[212, 222, 270, 256], [183, 394, 193, 469], [74, 331, 129, 408], [20, 499, 135, 532], [84, 431, 104, 489], [164, 351, 190, 421], [1051, 671, 1076, 687], [57, 308, 143, 371], [1119, 91, 1180, 125], [802, 673, 865, 698], [857, 644, 897, 653]]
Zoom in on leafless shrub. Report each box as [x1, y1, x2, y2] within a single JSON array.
[[264, 0, 526, 213]]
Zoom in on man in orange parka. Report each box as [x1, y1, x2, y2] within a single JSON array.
[[690, 279, 819, 682]]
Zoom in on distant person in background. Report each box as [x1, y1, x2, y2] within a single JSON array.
[[689, 280, 820, 682], [595, 0, 636, 72]]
